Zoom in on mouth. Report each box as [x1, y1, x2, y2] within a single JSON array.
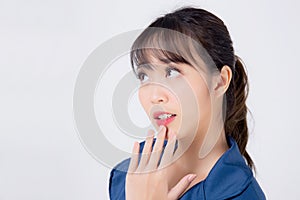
[[153, 111, 177, 126]]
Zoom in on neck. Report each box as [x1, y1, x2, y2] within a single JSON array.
[[168, 128, 229, 190]]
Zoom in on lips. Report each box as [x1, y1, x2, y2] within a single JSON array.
[[153, 111, 177, 126]]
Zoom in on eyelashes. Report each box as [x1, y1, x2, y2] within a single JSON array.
[[136, 66, 182, 83], [166, 67, 181, 78], [136, 72, 148, 82]]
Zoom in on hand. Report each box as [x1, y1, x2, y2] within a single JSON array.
[[125, 126, 197, 200]]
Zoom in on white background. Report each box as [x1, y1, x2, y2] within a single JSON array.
[[1, 0, 300, 199]]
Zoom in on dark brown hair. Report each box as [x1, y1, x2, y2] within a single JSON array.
[[130, 7, 254, 169]]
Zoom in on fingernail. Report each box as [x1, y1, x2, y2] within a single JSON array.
[[188, 174, 197, 182], [134, 141, 139, 148], [168, 131, 175, 140], [158, 125, 165, 132], [147, 130, 154, 137]]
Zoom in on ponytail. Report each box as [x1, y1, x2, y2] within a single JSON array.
[[224, 55, 255, 170]]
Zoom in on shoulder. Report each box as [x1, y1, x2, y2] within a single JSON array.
[[203, 136, 266, 200], [109, 158, 130, 200], [235, 177, 266, 199]]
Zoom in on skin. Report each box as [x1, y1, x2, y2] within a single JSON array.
[[126, 58, 233, 199]]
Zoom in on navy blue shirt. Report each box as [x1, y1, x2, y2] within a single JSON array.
[[109, 136, 266, 199]]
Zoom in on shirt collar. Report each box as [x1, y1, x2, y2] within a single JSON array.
[[202, 136, 253, 200]]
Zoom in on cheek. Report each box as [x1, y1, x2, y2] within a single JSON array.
[[192, 76, 211, 112], [181, 75, 212, 128], [196, 84, 211, 110], [138, 87, 150, 112], [193, 81, 212, 137], [197, 91, 211, 132]]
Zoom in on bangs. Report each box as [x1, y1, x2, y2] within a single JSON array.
[[132, 48, 190, 72], [130, 27, 196, 74], [130, 27, 216, 75]]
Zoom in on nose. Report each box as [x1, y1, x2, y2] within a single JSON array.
[[149, 84, 169, 104]]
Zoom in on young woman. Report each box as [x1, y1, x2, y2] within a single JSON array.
[[109, 6, 266, 200]]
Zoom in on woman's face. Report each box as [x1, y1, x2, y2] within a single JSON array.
[[137, 57, 214, 141]]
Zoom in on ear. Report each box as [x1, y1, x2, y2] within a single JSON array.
[[213, 65, 232, 97]]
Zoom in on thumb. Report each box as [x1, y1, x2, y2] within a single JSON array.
[[167, 174, 197, 200]]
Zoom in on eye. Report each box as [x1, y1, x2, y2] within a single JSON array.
[[166, 67, 181, 78], [137, 71, 149, 83]]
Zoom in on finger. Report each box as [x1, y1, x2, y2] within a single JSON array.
[[159, 130, 176, 169], [136, 130, 154, 171], [147, 126, 166, 170], [167, 174, 197, 200], [128, 142, 140, 173], [153, 126, 166, 152]]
